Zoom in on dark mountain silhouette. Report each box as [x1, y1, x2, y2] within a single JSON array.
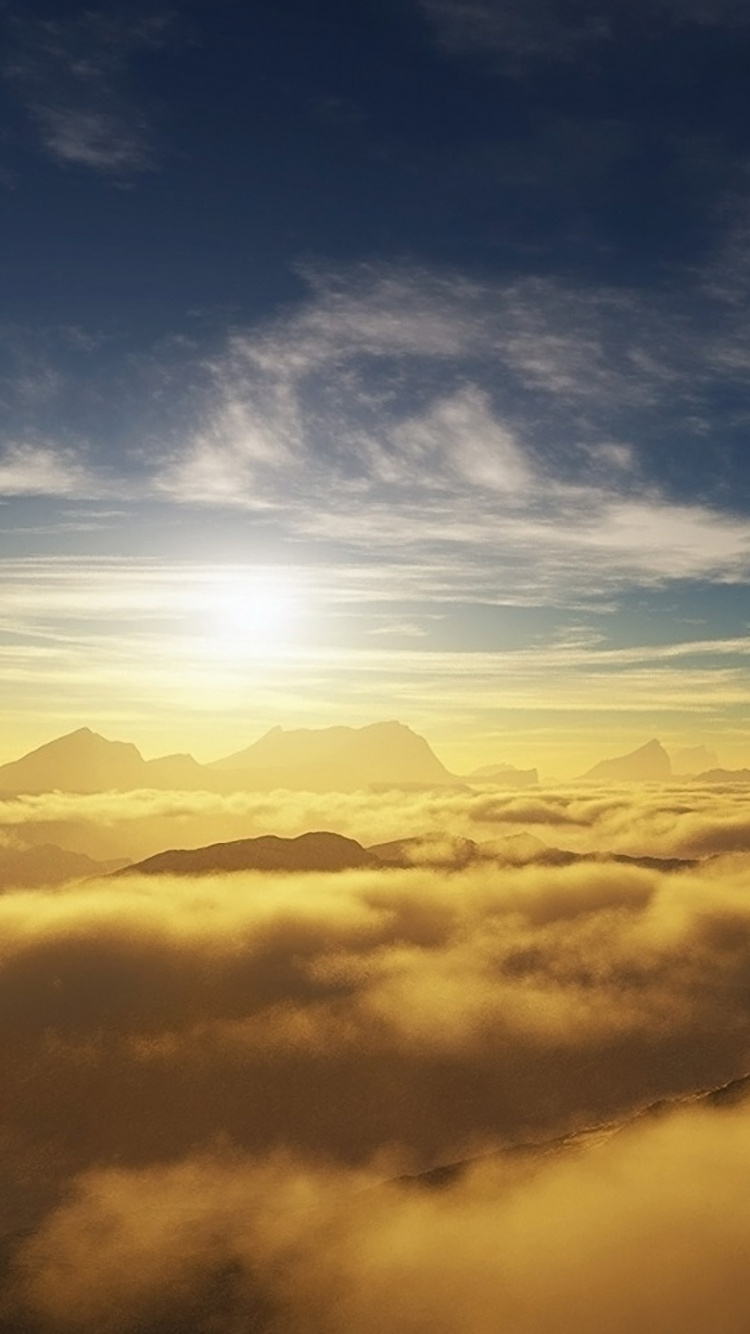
[[116, 831, 379, 877], [465, 763, 538, 788], [116, 828, 699, 879], [399, 1071, 750, 1191], [0, 842, 129, 889], [210, 721, 458, 790], [580, 738, 672, 783]]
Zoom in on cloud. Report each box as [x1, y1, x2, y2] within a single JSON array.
[[562, 497, 750, 580], [0, 442, 101, 497], [1, 853, 749, 1151], [2, 848, 750, 1329], [33, 106, 148, 173], [418, 0, 750, 61], [6, 780, 750, 870], [391, 387, 530, 492], [150, 263, 750, 600], [5, 10, 168, 172], [13, 1105, 750, 1334], [5, 255, 750, 608]]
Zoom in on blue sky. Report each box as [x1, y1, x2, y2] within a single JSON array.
[[2, 0, 750, 771]]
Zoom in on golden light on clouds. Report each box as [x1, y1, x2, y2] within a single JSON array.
[[6, 4, 750, 1329], [2, 804, 750, 1331]]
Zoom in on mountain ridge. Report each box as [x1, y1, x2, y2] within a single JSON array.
[[114, 829, 701, 879], [210, 720, 457, 789], [0, 722, 461, 795], [580, 738, 672, 784], [114, 831, 378, 877]]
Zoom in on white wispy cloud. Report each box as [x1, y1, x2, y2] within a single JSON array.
[[33, 105, 147, 172], [0, 443, 101, 497], [5, 10, 168, 172], [391, 387, 530, 492], [150, 263, 750, 597]]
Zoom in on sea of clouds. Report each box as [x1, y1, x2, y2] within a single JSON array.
[[1, 785, 750, 1331]]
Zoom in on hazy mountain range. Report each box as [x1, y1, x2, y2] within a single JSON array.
[[0, 826, 704, 893], [115, 831, 380, 878], [0, 843, 128, 888], [113, 829, 699, 881], [0, 723, 533, 796], [0, 725, 741, 800], [578, 738, 744, 784], [580, 738, 674, 783]]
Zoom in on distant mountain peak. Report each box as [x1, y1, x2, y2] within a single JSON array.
[[118, 830, 378, 877], [0, 720, 460, 795], [581, 738, 672, 783], [17, 726, 143, 760], [0, 727, 148, 795], [211, 720, 456, 789]]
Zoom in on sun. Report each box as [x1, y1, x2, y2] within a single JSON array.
[[205, 571, 302, 656]]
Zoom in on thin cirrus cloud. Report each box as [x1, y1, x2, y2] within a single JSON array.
[[152, 263, 750, 597], [418, 0, 750, 59], [0, 442, 102, 497], [3, 259, 750, 599], [1, 257, 749, 627], [4, 9, 167, 172]]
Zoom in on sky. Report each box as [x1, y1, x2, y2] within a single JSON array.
[[3, 0, 750, 772]]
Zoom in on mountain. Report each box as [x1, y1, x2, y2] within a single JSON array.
[[211, 721, 458, 790], [672, 745, 719, 775], [119, 828, 699, 879], [691, 767, 750, 784], [140, 752, 209, 788], [0, 728, 208, 795], [0, 842, 129, 889], [465, 763, 538, 788], [580, 738, 672, 784], [0, 722, 460, 796], [0, 728, 146, 794], [369, 835, 483, 867], [116, 831, 379, 877], [399, 1071, 750, 1191]]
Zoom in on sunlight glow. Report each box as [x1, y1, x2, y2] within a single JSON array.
[[205, 573, 302, 657]]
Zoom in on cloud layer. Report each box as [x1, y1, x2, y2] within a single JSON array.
[[2, 833, 750, 1331]]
